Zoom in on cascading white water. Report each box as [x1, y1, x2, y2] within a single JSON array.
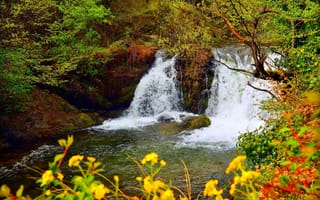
[[127, 51, 181, 117], [178, 47, 274, 150], [94, 51, 184, 130]]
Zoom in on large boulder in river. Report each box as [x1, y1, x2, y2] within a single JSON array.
[[181, 115, 211, 130], [0, 88, 96, 149], [156, 115, 211, 135]]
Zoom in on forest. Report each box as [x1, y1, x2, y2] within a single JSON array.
[[0, 0, 319, 199]]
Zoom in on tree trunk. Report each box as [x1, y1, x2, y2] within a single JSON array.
[[246, 40, 268, 79]]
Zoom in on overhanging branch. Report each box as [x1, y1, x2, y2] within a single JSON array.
[[215, 59, 253, 75], [247, 81, 279, 100]]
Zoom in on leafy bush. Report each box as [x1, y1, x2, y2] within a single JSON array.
[[0, 48, 33, 113]]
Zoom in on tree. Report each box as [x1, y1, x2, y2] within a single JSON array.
[[208, 0, 319, 80], [157, 0, 218, 60]]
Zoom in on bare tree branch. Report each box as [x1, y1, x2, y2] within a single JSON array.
[[247, 81, 279, 100], [214, 59, 254, 75]]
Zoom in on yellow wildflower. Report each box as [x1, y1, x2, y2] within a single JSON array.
[[229, 183, 236, 195], [160, 160, 166, 167], [141, 152, 158, 165], [87, 156, 96, 163], [41, 170, 54, 186], [91, 183, 110, 200], [143, 176, 165, 194], [57, 172, 64, 181], [136, 176, 143, 182], [239, 171, 260, 186], [225, 155, 246, 174], [160, 189, 175, 200], [114, 175, 119, 183], [68, 155, 84, 167], [233, 175, 240, 185], [203, 179, 223, 197], [45, 190, 51, 196], [180, 197, 188, 200], [143, 176, 153, 193]]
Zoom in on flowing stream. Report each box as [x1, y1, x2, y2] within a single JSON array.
[[0, 48, 275, 197]]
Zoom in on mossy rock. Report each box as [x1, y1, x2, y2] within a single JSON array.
[[153, 115, 211, 135], [182, 115, 211, 130], [77, 113, 95, 127]]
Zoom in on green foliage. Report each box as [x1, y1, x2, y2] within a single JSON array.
[[0, 0, 58, 48], [237, 128, 279, 167], [0, 48, 33, 113], [59, 0, 112, 31], [0, 0, 114, 89], [157, 0, 217, 59]]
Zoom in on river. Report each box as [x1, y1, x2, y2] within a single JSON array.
[[0, 47, 275, 198]]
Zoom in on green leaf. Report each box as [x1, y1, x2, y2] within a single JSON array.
[[298, 126, 309, 136], [0, 184, 11, 196], [290, 163, 298, 172], [67, 135, 74, 147], [286, 139, 300, 147], [280, 175, 290, 185], [279, 127, 290, 134], [280, 160, 291, 166], [58, 139, 67, 147], [54, 154, 64, 164], [87, 175, 94, 182], [78, 192, 85, 199], [16, 185, 24, 197]]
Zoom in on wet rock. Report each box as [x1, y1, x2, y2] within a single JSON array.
[[176, 49, 214, 114], [155, 115, 211, 135], [0, 88, 97, 147]]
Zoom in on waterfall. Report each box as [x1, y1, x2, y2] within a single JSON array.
[[94, 51, 184, 130], [127, 51, 181, 117], [178, 47, 274, 150]]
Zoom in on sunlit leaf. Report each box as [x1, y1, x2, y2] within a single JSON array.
[[1, 184, 11, 196], [16, 185, 24, 197], [54, 154, 64, 164], [286, 139, 300, 147], [305, 91, 320, 105], [58, 139, 67, 147], [301, 146, 316, 157], [67, 135, 74, 147], [298, 126, 310, 136]]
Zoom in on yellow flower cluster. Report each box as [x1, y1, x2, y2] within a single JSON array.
[[225, 155, 246, 174], [138, 174, 175, 200], [87, 156, 96, 163], [203, 180, 226, 200], [41, 170, 54, 186], [159, 189, 175, 200], [57, 172, 64, 181], [229, 171, 260, 196], [143, 176, 165, 193], [239, 171, 260, 186], [90, 183, 110, 200], [68, 155, 84, 167], [141, 152, 159, 165]]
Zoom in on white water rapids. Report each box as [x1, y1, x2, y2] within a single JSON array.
[[94, 47, 276, 150], [94, 51, 192, 130], [178, 48, 273, 149]]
